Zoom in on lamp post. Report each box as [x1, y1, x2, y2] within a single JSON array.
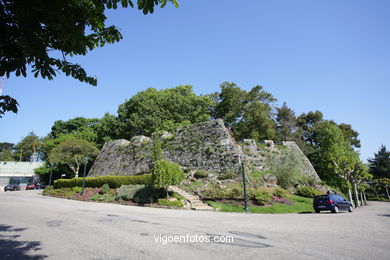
[[240, 155, 249, 212], [81, 157, 88, 195], [48, 163, 54, 186]]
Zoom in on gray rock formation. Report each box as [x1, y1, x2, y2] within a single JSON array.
[[88, 119, 321, 182]]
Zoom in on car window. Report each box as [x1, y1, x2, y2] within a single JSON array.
[[315, 195, 328, 201]]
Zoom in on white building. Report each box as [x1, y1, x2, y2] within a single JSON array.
[[0, 161, 43, 190]]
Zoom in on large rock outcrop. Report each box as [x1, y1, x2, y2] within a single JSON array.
[[88, 119, 321, 182]]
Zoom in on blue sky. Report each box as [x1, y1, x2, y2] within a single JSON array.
[[1, 0, 389, 161]]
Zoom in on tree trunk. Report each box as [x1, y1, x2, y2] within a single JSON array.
[[386, 187, 390, 200], [363, 191, 368, 205], [360, 192, 365, 206], [348, 188, 354, 208], [352, 180, 360, 207]]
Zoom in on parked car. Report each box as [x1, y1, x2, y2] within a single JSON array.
[[26, 183, 37, 190], [313, 194, 353, 213], [4, 184, 21, 192]]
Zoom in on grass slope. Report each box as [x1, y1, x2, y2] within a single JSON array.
[[207, 195, 314, 214]]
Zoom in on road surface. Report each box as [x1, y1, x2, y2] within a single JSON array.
[[0, 190, 389, 259]]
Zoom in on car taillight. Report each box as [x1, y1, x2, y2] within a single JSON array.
[[329, 200, 333, 204]]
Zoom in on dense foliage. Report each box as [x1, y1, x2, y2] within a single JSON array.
[[48, 137, 99, 177], [0, 0, 179, 116], [368, 145, 390, 179], [118, 86, 214, 138], [151, 160, 185, 190]]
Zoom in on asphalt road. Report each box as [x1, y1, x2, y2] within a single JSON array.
[[0, 190, 389, 260]]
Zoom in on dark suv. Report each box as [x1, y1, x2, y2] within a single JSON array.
[[4, 184, 21, 192], [313, 194, 353, 213]]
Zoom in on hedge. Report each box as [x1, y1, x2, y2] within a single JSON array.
[[53, 174, 152, 189]]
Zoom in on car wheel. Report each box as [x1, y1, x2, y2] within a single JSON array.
[[315, 210, 320, 213], [332, 206, 339, 214], [348, 206, 353, 212]]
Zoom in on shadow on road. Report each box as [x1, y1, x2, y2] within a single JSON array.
[[0, 224, 47, 259], [378, 214, 390, 218]]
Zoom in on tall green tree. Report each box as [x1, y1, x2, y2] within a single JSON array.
[[14, 132, 43, 161], [213, 82, 247, 128], [117, 85, 214, 138], [338, 123, 361, 148], [213, 82, 276, 141], [368, 145, 390, 179], [275, 102, 299, 142], [50, 117, 100, 139], [0, 149, 12, 161], [48, 137, 99, 177], [0, 0, 179, 117], [0, 142, 14, 152]]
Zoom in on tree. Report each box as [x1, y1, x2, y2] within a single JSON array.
[[151, 159, 185, 196], [0, 95, 18, 118], [378, 178, 390, 200], [0, 149, 12, 161], [338, 123, 361, 148], [117, 85, 213, 138], [368, 145, 390, 179], [213, 82, 246, 128], [0, 142, 14, 161], [0, 142, 14, 152], [48, 137, 99, 177], [95, 112, 122, 144], [213, 82, 276, 141], [275, 102, 299, 141], [0, 0, 178, 117], [14, 132, 43, 161], [50, 117, 100, 139]]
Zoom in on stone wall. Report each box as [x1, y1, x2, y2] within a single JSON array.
[[89, 119, 241, 176], [89, 119, 321, 182]]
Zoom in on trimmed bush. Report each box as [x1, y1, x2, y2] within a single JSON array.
[[272, 187, 289, 198], [53, 174, 152, 189], [115, 184, 145, 201], [296, 186, 322, 198], [251, 190, 272, 205], [133, 185, 164, 204]]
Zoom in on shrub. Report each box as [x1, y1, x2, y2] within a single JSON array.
[[272, 187, 289, 198], [53, 174, 151, 189], [194, 170, 209, 179], [268, 149, 306, 188], [72, 187, 82, 193], [115, 184, 145, 201], [218, 171, 235, 180], [296, 186, 322, 198], [100, 184, 110, 194], [133, 185, 163, 204], [151, 160, 185, 190], [202, 186, 243, 200], [251, 190, 272, 205], [157, 199, 183, 208]]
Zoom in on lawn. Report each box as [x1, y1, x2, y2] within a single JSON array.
[[207, 195, 314, 214]]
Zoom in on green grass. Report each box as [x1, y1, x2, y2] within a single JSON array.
[[207, 201, 245, 212], [207, 195, 314, 214]]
